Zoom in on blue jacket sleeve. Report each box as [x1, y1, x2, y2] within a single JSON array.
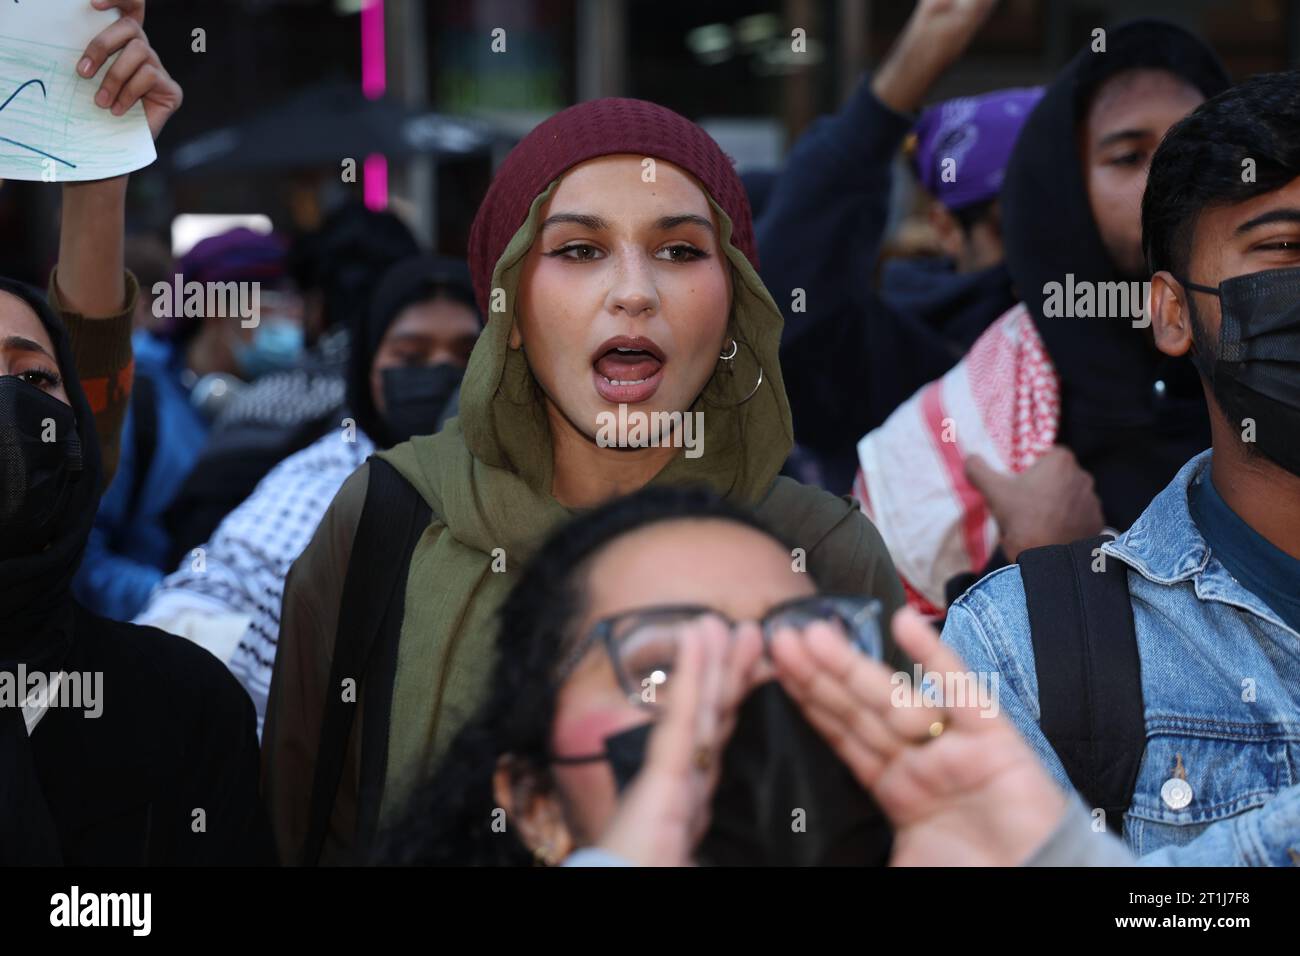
[[757, 78, 914, 454], [71, 409, 165, 621]]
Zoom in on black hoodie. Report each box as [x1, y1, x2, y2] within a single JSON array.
[[0, 278, 273, 865], [1001, 19, 1231, 530], [345, 254, 477, 449]]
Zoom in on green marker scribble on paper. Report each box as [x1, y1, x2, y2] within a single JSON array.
[[0, 0, 156, 182], [0, 78, 78, 167]]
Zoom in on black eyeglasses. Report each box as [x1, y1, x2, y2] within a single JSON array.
[[558, 594, 882, 711]]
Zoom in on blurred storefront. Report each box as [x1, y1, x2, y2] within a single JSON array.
[[3, 0, 1299, 286]]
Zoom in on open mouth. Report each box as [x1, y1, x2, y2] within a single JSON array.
[[591, 336, 666, 404]]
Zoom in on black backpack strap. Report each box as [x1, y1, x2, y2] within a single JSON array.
[[124, 374, 158, 529], [300, 457, 431, 866], [1018, 534, 1144, 835]]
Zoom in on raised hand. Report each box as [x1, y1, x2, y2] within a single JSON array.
[[872, 0, 1000, 113], [58, 0, 182, 316], [907, 0, 1001, 62], [770, 607, 1067, 866], [595, 619, 764, 866], [78, 0, 181, 140]]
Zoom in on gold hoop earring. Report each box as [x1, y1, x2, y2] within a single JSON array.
[[533, 843, 557, 867]]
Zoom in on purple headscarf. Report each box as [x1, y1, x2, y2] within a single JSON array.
[[912, 86, 1045, 211], [179, 227, 288, 286], [159, 227, 288, 341]]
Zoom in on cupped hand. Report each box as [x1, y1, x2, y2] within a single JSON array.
[[595, 619, 763, 866], [770, 607, 1067, 866]]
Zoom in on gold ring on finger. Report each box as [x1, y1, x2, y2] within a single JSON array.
[[693, 744, 713, 772]]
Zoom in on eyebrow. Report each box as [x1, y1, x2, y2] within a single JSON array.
[[1, 335, 55, 359], [1096, 128, 1152, 150], [1234, 208, 1300, 235], [387, 330, 479, 346], [382, 334, 434, 352], [540, 212, 715, 234], [541, 212, 608, 232], [655, 214, 715, 233]]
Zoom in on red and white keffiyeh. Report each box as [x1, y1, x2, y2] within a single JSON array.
[[852, 303, 1060, 615]]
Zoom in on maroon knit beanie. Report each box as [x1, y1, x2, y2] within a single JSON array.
[[467, 97, 758, 315]]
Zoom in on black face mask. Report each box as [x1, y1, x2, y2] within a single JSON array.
[[1181, 266, 1300, 477], [601, 682, 893, 866], [0, 377, 83, 559], [380, 363, 465, 444]]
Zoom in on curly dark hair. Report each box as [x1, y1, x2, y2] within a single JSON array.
[[375, 485, 799, 866]]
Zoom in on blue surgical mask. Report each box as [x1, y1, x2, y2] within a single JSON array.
[[234, 319, 304, 379]]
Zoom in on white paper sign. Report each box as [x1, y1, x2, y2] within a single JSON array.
[[0, 0, 156, 181]]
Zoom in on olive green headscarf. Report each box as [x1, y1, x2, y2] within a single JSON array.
[[375, 177, 795, 828]]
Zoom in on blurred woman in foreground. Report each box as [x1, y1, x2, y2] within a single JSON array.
[[380, 487, 1135, 867]]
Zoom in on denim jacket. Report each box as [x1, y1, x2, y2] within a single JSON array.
[[943, 451, 1300, 865]]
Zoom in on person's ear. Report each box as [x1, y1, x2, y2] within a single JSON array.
[[493, 755, 574, 865], [1149, 271, 1192, 358], [508, 321, 523, 350], [927, 202, 965, 263], [966, 215, 1005, 272]]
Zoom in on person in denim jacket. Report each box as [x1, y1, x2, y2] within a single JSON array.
[[942, 70, 1300, 865]]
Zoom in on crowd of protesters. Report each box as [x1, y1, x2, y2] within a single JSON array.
[[1, 0, 1297, 867]]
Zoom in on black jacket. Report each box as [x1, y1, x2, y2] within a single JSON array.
[[20, 607, 274, 865], [1000, 19, 1230, 530], [758, 80, 1017, 494], [0, 276, 272, 866]]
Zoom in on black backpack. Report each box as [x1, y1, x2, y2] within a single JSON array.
[[1017, 534, 1147, 836]]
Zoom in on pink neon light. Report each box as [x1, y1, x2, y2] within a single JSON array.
[[364, 153, 388, 210], [360, 1, 387, 208], [361, 0, 386, 100]]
